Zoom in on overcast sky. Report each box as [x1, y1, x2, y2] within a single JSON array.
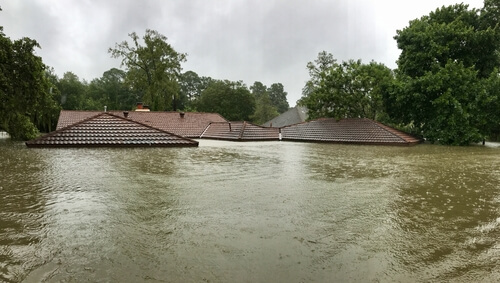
[[0, 0, 485, 106]]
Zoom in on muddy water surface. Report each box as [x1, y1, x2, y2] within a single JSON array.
[[1, 138, 499, 282]]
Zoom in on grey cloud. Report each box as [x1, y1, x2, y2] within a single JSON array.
[[0, 0, 485, 105]]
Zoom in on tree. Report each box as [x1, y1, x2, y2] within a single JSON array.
[[250, 81, 268, 100], [56, 72, 87, 110], [0, 25, 59, 140], [385, 3, 500, 144], [109, 29, 186, 111], [178, 71, 213, 111], [267, 83, 289, 113], [300, 51, 336, 100], [88, 68, 136, 110], [196, 80, 255, 121], [252, 92, 279, 125], [299, 54, 393, 121]]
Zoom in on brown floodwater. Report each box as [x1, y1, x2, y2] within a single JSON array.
[[0, 136, 499, 282]]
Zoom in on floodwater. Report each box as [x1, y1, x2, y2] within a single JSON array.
[[1, 137, 499, 283]]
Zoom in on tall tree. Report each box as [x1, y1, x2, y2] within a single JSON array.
[[301, 51, 336, 100], [56, 72, 87, 110], [88, 68, 136, 110], [178, 71, 213, 110], [109, 29, 186, 111], [0, 25, 59, 140], [250, 81, 268, 100], [267, 83, 289, 114], [196, 80, 255, 121], [299, 55, 393, 120], [385, 3, 500, 145], [252, 92, 279, 125]]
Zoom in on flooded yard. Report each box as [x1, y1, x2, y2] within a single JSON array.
[[1, 138, 499, 282]]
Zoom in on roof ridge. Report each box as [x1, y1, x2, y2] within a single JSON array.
[[103, 112, 198, 143]]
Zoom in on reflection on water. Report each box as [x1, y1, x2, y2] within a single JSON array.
[[0, 139, 499, 282]]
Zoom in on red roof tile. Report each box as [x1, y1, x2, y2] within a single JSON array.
[[281, 118, 421, 145], [51, 110, 420, 146], [56, 110, 227, 138], [27, 112, 198, 147], [201, 121, 279, 141]]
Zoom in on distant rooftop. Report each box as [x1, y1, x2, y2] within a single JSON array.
[[262, 106, 308, 127]]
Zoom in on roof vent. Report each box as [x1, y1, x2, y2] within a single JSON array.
[[123, 111, 129, 118], [180, 112, 185, 118]]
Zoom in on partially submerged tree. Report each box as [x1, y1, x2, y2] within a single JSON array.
[[385, 3, 500, 145], [109, 29, 186, 111], [0, 25, 59, 140]]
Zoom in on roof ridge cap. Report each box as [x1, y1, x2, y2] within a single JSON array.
[[103, 112, 199, 142]]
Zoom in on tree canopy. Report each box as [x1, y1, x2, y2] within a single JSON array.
[[0, 26, 59, 140], [109, 29, 186, 111], [196, 80, 255, 121], [384, 3, 500, 145], [299, 53, 393, 121]]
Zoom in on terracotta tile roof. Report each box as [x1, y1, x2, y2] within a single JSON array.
[[26, 112, 198, 147], [56, 110, 227, 138], [281, 118, 421, 145], [262, 106, 308, 127], [202, 121, 280, 141], [51, 110, 420, 146]]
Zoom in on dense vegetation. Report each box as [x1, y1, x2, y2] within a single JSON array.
[[299, 1, 500, 145], [2, 1, 499, 145]]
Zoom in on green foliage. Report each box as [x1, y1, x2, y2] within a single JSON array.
[[299, 53, 393, 120], [267, 83, 289, 114], [251, 92, 279, 125], [178, 71, 213, 111], [0, 26, 60, 140], [56, 72, 87, 110], [300, 51, 336, 101], [109, 29, 186, 111], [196, 80, 255, 121], [387, 3, 500, 145], [87, 68, 136, 110], [7, 113, 39, 140]]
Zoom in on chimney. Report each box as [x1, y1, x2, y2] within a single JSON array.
[[179, 112, 185, 118], [123, 111, 129, 118], [135, 102, 150, 111]]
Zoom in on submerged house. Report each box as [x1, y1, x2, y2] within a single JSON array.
[[26, 108, 421, 147], [25, 112, 199, 148]]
